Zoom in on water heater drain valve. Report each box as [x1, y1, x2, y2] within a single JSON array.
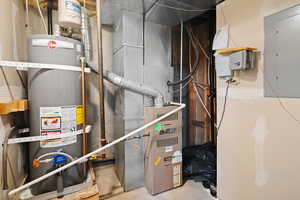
[[53, 154, 68, 165]]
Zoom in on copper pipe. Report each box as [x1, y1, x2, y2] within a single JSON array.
[[80, 57, 87, 178], [96, 0, 107, 155]]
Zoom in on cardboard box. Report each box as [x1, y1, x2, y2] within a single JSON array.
[[144, 105, 182, 195]]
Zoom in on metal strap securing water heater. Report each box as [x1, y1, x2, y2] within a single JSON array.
[[4, 125, 92, 145], [0, 60, 91, 73]]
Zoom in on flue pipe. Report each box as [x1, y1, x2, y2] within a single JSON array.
[[8, 103, 185, 197], [103, 70, 164, 107]]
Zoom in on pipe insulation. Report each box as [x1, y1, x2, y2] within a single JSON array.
[[81, 8, 92, 64], [8, 103, 185, 197], [103, 70, 164, 107]]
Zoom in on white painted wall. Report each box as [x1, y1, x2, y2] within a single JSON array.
[[217, 0, 300, 199]]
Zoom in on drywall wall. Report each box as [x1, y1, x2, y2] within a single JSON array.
[[216, 0, 300, 199], [0, 0, 27, 199]]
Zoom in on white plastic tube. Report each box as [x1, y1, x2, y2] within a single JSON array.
[[35, 0, 47, 33], [36, 152, 75, 162], [8, 103, 185, 197]]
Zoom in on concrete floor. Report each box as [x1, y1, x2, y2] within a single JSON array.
[[94, 165, 215, 200]]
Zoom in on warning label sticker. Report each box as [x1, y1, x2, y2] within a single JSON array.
[[40, 105, 83, 148], [41, 117, 61, 130], [76, 105, 83, 125]]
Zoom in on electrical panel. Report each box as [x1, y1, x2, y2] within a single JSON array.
[[264, 4, 300, 98]]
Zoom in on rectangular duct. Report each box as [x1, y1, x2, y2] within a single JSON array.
[[111, 9, 174, 191], [106, 0, 221, 192], [112, 10, 145, 191], [102, 0, 223, 25]]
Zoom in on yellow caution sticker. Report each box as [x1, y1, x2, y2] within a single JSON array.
[[90, 154, 98, 160], [154, 156, 161, 166], [76, 105, 83, 125]]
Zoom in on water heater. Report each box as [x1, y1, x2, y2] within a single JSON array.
[[28, 35, 84, 195]]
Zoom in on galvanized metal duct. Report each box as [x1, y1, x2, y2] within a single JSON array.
[[103, 70, 164, 107], [101, 0, 223, 25]]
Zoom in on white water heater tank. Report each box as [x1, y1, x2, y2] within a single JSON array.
[[58, 0, 81, 28]]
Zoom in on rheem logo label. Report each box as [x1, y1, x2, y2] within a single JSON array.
[[48, 41, 57, 49]]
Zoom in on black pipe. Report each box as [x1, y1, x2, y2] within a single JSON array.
[[47, 0, 53, 35], [92, 159, 115, 167], [208, 11, 217, 143]]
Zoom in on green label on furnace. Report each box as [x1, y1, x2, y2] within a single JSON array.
[[155, 123, 162, 131]]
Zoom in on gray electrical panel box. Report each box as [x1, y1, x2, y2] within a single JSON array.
[[264, 4, 300, 98]]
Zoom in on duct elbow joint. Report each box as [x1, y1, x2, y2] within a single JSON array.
[[154, 94, 164, 107]]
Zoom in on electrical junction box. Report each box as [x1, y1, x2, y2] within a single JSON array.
[[230, 50, 255, 70], [215, 50, 255, 79], [144, 106, 182, 195], [215, 53, 232, 79]]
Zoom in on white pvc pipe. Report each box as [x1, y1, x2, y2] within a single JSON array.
[[104, 70, 164, 107], [8, 102, 185, 197]]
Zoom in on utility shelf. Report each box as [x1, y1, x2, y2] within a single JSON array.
[[0, 99, 28, 115]]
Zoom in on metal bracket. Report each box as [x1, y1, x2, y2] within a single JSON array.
[[0, 60, 91, 73], [4, 125, 92, 144]]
